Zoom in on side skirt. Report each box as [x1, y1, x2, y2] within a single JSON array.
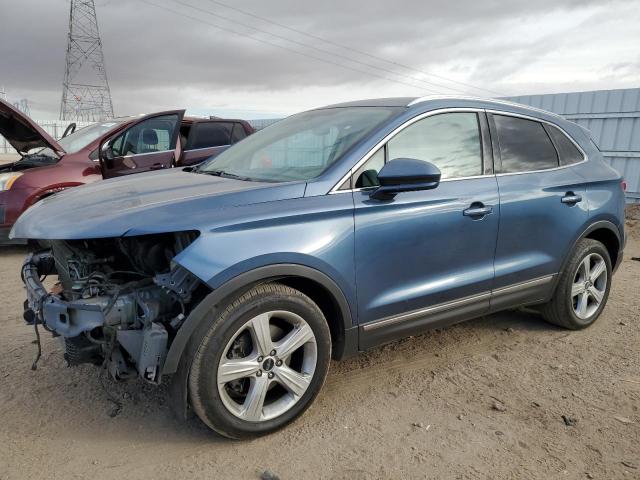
[[358, 275, 555, 350]]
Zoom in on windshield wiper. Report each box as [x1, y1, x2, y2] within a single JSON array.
[[202, 170, 252, 181]]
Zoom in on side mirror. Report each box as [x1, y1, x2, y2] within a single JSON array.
[[370, 158, 441, 201], [61, 122, 76, 138], [100, 140, 115, 164]]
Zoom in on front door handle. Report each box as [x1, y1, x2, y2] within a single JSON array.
[[561, 192, 582, 205], [463, 203, 493, 218], [150, 163, 165, 170]]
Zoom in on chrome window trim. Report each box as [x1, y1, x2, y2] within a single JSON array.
[[329, 107, 589, 194], [121, 149, 173, 159], [183, 144, 230, 153], [329, 107, 487, 194]]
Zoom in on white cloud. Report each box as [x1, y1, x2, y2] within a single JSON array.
[[1, 0, 638, 119]]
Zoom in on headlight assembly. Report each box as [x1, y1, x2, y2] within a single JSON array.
[[0, 172, 23, 191]]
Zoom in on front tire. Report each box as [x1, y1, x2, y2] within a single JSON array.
[[542, 238, 612, 329], [188, 283, 331, 439]]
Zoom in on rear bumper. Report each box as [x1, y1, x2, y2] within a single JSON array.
[[613, 231, 626, 273]]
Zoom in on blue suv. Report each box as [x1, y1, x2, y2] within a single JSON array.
[[13, 97, 626, 438]]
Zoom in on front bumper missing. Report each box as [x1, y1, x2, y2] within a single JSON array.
[[22, 250, 169, 383], [22, 251, 105, 337]]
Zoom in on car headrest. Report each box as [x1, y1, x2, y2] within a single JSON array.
[[142, 128, 158, 146]]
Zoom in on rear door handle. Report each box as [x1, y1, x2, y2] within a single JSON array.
[[463, 204, 493, 218], [150, 163, 165, 170], [561, 193, 582, 205]]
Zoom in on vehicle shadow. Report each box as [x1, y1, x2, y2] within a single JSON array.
[[0, 245, 30, 256], [4, 290, 563, 445]]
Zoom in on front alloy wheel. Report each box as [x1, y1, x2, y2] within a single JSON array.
[[217, 310, 317, 422], [189, 283, 331, 439]]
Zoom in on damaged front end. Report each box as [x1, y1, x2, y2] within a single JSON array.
[[22, 231, 205, 384]]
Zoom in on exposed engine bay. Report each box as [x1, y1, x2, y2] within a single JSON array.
[[22, 231, 204, 384], [0, 153, 60, 173]]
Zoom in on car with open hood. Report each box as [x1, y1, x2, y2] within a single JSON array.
[[12, 96, 625, 439], [0, 99, 253, 242]]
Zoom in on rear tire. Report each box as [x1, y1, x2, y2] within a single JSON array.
[[188, 283, 331, 439], [541, 238, 612, 329]]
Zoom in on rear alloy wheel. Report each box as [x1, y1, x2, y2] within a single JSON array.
[[542, 238, 612, 329], [189, 283, 331, 439], [570, 253, 608, 320]]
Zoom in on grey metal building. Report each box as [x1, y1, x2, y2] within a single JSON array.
[[504, 88, 640, 203]]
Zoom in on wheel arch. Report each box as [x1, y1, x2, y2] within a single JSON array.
[[28, 182, 84, 207], [554, 220, 622, 295], [165, 264, 358, 421], [583, 225, 621, 269], [164, 263, 356, 376]]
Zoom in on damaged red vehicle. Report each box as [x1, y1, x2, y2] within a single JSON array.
[[0, 99, 253, 243]]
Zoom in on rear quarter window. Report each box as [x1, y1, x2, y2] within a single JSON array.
[[545, 124, 585, 166]]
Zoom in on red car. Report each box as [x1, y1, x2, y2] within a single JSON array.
[[0, 100, 253, 243]]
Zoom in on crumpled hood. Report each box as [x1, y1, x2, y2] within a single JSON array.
[[0, 98, 65, 156], [10, 168, 306, 240]]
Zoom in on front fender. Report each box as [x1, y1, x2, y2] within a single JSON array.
[[164, 262, 357, 421], [163, 262, 355, 375]]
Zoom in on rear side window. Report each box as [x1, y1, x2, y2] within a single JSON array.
[[493, 115, 558, 173], [187, 122, 232, 149], [546, 125, 584, 166]]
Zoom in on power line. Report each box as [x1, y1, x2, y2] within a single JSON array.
[[173, 0, 476, 96], [142, 0, 446, 94], [203, 0, 503, 97]]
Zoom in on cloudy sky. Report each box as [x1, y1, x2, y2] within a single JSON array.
[[1, 0, 639, 120]]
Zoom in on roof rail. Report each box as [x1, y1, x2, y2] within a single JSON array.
[[407, 95, 566, 120]]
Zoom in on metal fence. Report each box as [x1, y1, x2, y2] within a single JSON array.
[[0, 119, 91, 154], [503, 88, 640, 203], [247, 118, 282, 131]]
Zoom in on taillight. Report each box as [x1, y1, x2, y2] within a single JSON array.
[[621, 180, 627, 192]]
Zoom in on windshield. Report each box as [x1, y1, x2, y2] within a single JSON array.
[[198, 106, 401, 182], [58, 120, 126, 153], [39, 120, 125, 157]]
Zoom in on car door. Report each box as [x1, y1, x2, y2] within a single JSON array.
[[99, 110, 184, 178], [179, 120, 235, 166], [488, 112, 588, 311], [351, 110, 500, 349]]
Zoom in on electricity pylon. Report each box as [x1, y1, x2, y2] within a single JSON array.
[[60, 0, 114, 122]]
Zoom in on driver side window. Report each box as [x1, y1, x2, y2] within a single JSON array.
[[111, 114, 179, 157], [350, 112, 483, 188]]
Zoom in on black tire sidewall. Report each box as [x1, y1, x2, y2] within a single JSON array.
[[558, 239, 612, 328], [190, 285, 331, 439]]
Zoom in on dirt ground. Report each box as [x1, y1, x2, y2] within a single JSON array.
[[1, 211, 639, 480]]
